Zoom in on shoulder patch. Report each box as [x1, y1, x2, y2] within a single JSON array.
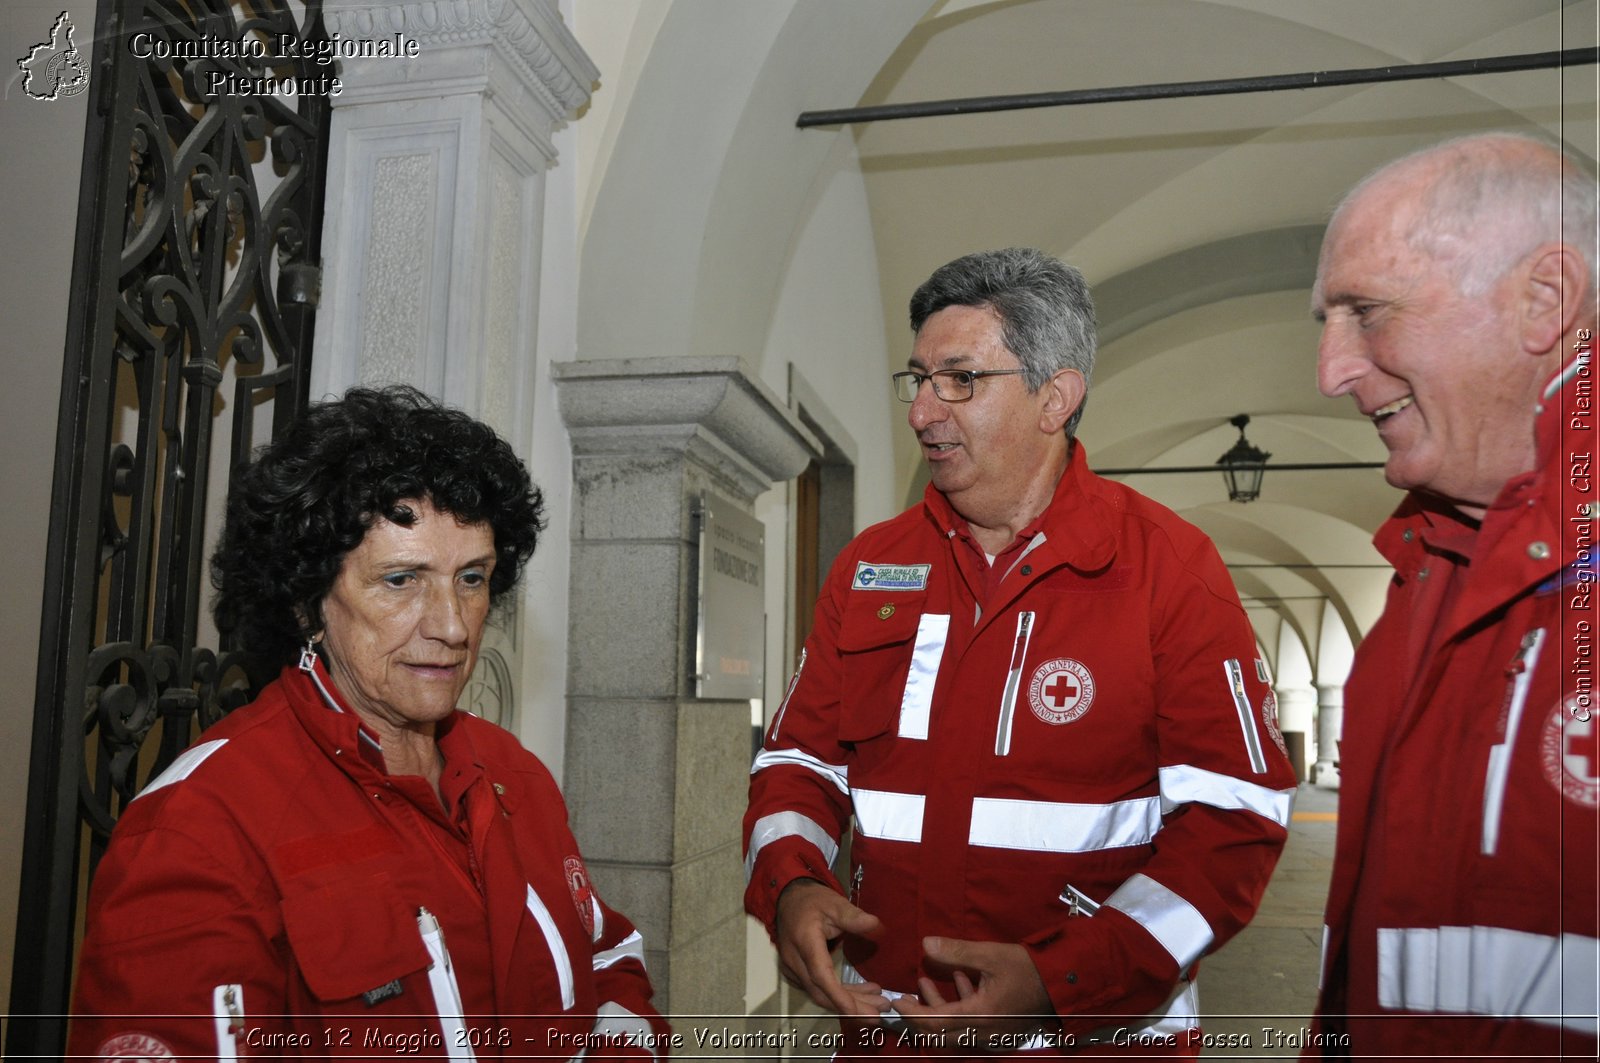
[[852, 562, 930, 591]]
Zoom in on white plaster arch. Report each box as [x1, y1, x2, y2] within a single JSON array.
[[577, 0, 930, 368]]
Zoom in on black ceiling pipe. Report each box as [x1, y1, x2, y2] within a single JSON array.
[[797, 48, 1598, 127]]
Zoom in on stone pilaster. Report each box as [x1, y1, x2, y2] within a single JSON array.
[[310, 0, 597, 730], [1314, 684, 1344, 789], [554, 357, 819, 1014], [313, 0, 595, 444]]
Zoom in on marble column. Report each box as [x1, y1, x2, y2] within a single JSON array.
[[314, 0, 596, 437], [554, 357, 820, 1014]]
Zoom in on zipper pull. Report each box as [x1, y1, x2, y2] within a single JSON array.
[[1506, 630, 1541, 676], [849, 865, 864, 906], [1059, 884, 1101, 918], [419, 906, 452, 973], [223, 984, 244, 1037]]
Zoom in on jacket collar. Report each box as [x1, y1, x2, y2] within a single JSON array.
[[278, 657, 479, 777], [921, 440, 1118, 574]]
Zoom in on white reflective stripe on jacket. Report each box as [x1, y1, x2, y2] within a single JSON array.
[[1377, 925, 1599, 1034]]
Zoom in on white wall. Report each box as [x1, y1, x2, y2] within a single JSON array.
[[0, 0, 97, 1009]]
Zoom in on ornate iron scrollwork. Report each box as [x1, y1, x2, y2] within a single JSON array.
[[9, 0, 332, 1053]]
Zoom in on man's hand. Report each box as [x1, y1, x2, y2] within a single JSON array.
[[891, 937, 1056, 1050], [774, 879, 888, 1017]]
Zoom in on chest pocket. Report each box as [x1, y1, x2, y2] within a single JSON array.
[[281, 871, 430, 1003], [837, 596, 947, 743]]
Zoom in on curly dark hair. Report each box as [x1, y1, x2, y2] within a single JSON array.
[[211, 385, 545, 667]]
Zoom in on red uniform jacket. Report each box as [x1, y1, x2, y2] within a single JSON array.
[[745, 445, 1297, 1048], [1310, 350, 1599, 1057], [70, 660, 669, 1060]]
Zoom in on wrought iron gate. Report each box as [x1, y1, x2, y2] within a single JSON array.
[[7, 0, 331, 1054]]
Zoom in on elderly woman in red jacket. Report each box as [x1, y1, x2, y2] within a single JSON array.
[[71, 386, 669, 1061]]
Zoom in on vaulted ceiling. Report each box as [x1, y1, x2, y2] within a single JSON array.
[[575, 0, 1596, 681], [848, 0, 1595, 672]]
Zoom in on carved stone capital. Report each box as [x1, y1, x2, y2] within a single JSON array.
[[554, 358, 821, 501], [324, 0, 597, 132]]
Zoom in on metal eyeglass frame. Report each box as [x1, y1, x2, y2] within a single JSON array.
[[891, 368, 1026, 403]]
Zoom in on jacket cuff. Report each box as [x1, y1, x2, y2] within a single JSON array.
[[1022, 908, 1178, 1034], [744, 842, 843, 937]]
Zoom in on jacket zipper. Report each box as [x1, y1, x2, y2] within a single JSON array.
[[212, 983, 244, 1061], [524, 884, 577, 1009], [1481, 628, 1545, 855], [418, 907, 478, 1061], [994, 611, 1035, 755]]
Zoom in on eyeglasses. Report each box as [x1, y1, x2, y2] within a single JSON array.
[[891, 368, 1025, 403]]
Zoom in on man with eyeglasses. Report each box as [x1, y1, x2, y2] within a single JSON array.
[[744, 248, 1296, 1056]]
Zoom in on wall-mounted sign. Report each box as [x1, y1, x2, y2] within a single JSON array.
[[695, 493, 765, 700]]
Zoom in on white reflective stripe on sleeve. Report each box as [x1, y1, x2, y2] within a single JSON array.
[[1319, 925, 1330, 991], [767, 648, 807, 742], [897, 614, 950, 740], [1223, 658, 1269, 774], [525, 885, 577, 1010], [212, 983, 242, 1063], [994, 611, 1035, 756], [968, 796, 1161, 852], [1483, 628, 1545, 855], [1377, 925, 1599, 1033], [1159, 763, 1294, 827], [1082, 978, 1201, 1045], [1105, 873, 1215, 970], [140, 738, 229, 799], [592, 1001, 659, 1060], [593, 929, 645, 971], [852, 788, 925, 842], [744, 812, 841, 880], [589, 896, 605, 944], [750, 748, 848, 795], [418, 908, 477, 1061]]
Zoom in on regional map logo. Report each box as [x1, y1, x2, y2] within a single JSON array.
[[17, 12, 90, 101]]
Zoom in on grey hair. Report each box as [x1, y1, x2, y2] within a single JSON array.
[[1334, 132, 1598, 302], [909, 247, 1096, 439]]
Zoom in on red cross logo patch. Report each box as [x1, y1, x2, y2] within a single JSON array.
[[1541, 696, 1599, 809], [565, 855, 598, 939], [1028, 658, 1095, 725], [1262, 690, 1288, 756], [96, 1033, 177, 1062]]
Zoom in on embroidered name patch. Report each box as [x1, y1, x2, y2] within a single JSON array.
[[852, 562, 930, 591], [1028, 658, 1096, 724]]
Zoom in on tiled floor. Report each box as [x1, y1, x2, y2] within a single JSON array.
[[1196, 783, 1338, 1058]]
